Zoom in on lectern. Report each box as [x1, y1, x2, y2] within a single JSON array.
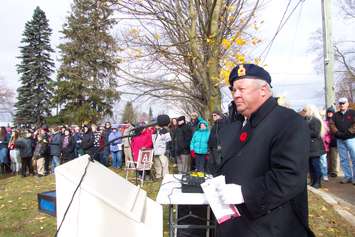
[[55, 155, 162, 237]]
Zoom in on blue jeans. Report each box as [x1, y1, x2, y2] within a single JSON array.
[[111, 151, 122, 168], [320, 154, 328, 177], [309, 156, 321, 184], [195, 154, 206, 172], [337, 138, 355, 181], [0, 148, 8, 164], [101, 147, 110, 166], [51, 156, 60, 173]]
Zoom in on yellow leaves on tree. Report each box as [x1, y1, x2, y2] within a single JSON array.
[[236, 53, 245, 63], [235, 38, 246, 46], [220, 69, 230, 84], [222, 39, 232, 49]]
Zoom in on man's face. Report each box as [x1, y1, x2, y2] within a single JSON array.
[[231, 79, 267, 117], [339, 102, 349, 112], [105, 122, 111, 129]]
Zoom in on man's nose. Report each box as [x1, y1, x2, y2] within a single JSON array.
[[233, 89, 241, 98]]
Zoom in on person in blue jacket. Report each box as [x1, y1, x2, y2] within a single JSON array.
[[190, 120, 210, 172], [108, 125, 122, 168]]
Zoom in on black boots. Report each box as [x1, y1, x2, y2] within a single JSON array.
[[0, 163, 5, 175], [311, 176, 322, 189]]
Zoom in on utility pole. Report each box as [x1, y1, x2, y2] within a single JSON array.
[[321, 0, 335, 109]]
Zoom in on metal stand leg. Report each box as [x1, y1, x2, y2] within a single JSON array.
[[168, 205, 174, 237]]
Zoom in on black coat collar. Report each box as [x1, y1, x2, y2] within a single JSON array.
[[237, 97, 277, 128]]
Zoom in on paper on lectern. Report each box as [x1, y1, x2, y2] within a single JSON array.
[[201, 175, 240, 224]]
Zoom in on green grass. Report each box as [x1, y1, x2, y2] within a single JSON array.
[[1, 171, 355, 237]]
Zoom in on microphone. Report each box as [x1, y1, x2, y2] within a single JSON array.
[[131, 114, 171, 132]]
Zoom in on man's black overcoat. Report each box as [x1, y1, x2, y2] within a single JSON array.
[[217, 97, 312, 237]]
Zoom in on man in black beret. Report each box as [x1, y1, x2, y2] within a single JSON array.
[[216, 64, 314, 236]]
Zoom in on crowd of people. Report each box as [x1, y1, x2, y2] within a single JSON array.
[[0, 113, 221, 179], [300, 96, 355, 189], [0, 97, 354, 188]]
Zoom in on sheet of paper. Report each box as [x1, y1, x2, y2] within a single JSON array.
[[201, 175, 241, 224]]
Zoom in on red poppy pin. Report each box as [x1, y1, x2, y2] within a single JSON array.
[[347, 115, 352, 120], [239, 132, 248, 142]]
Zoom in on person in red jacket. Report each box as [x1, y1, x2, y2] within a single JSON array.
[[131, 126, 154, 180]]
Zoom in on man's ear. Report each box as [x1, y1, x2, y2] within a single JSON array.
[[260, 84, 268, 97]]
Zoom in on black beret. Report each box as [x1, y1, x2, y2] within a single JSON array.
[[229, 63, 272, 87]]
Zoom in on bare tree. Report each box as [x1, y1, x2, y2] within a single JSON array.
[[115, 0, 261, 117], [0, 76, 15, 116], [341, 0, 355, 19], [309, 0, 355, 102]]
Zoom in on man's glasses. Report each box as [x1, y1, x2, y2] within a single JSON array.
[[339, 102, 346, 105]]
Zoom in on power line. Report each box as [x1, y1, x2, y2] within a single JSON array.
[[260, 0, 306, 62]]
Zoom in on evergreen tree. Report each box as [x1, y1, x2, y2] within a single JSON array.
[[148, 107, 153, 122], [15, 6, 54, 126], [54, 0, 120, 125], [121, 102, 136, 123]]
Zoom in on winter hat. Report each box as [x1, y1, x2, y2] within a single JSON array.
[[177, 116, 186, 122], [338, 97, 348, 104], [326, 107, 335, 113]]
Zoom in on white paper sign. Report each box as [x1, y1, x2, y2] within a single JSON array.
[[201, 175, 241, 224]]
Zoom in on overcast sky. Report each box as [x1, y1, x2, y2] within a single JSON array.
[[0, 0, 353, 116]]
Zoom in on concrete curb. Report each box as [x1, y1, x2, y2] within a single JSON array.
[[308, 185, 355, 227]]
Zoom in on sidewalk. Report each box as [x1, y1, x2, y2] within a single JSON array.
[[309, 176, 355, 227], [322, 176, 355, 208]]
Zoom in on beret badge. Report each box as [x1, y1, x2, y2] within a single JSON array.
[[237, 65, 246, 77]]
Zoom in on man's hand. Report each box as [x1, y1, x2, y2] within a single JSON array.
[[217, 183, 244, 204]]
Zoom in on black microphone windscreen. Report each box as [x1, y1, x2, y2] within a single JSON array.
[[157, 114, 170, 127]]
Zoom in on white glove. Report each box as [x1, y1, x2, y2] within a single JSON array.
[[217, 183, 244, 204]]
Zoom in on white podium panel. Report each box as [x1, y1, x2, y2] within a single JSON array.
[[55, 155, 162, 237]]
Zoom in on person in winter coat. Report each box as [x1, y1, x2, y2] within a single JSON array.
[[190, 120, 210, 172], [50, 126, 62, 172], [33, 134, 49, 177], [174, 116, 192, 173], [216, 64, 313, 237], [91, 124, 102, 162], [152, 126, 171, 179], [131, 127, 154, 162], [302, 105, 326, 189], [81, 125, 95, 160], [15, 130, 34, 177], [325, 107, 339, 177], [122, 123, 135, 166], [8, 130, 21, 175], [0, 126, 10, 175], [207, 111, 227, 175], [131, 126, 154, 180], [60, 128, 76, 163], [101, 122, 112, 166], [167, 118, 178, 166], [73, 126, 83, 157], [329, 97, 355, 184], [108, 125, 123, 168]]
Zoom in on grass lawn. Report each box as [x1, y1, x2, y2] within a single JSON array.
[[1, 170, 355, 237]]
